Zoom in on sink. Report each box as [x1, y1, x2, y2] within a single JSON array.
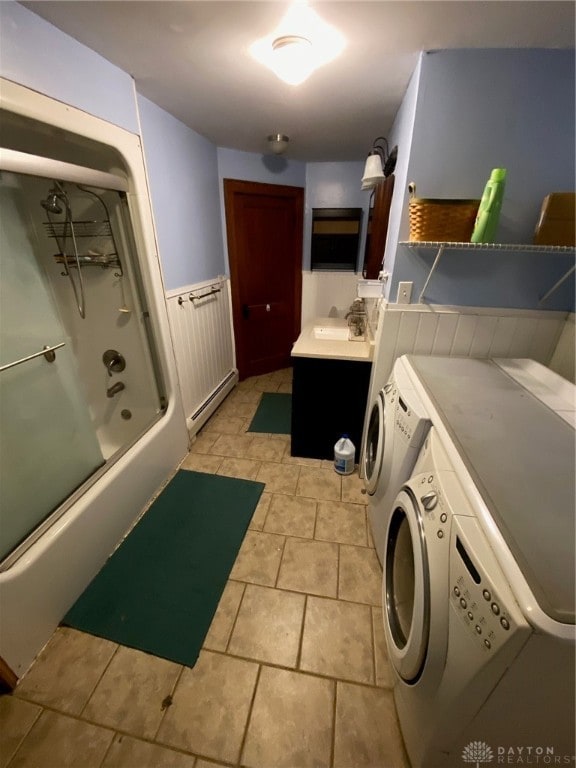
[[313, 326, 350, 341]]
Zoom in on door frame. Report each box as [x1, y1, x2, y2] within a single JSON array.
[[223, 179, 304, 378]]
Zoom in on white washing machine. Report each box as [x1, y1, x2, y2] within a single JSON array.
[[361, 357, 430, 565], [361, 353, 571, 566], [493, 356, 576, 427], [383, 360, 576, 767]]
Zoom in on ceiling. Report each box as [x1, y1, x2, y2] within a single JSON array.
[[21, 1, 575, 162]]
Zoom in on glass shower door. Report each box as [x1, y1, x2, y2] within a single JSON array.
[[0, 176, 104, 562]]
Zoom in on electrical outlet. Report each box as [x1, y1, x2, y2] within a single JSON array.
[[397, 281, 413, 304]]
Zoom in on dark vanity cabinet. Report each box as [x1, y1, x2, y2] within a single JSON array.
[[291, 357, 372, 461]]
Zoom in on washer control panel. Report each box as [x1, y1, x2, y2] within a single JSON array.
[[449, 516, 525, 654], [413, 472, 450, 541], [386, 380, 429, 448]]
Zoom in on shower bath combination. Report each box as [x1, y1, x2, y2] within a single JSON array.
[[40, 180, 124, 319], [0, 81, 189, 685], [1, 167, 166, 581], [1, 164, 173, 674]]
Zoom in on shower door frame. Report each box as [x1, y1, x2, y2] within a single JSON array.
[[0, 78, 189, 681]]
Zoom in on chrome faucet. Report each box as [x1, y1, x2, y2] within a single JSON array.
[[345, 298, 366, 337], [106, 381, 125, 398]]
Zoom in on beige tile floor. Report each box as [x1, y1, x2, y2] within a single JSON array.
[[1, 369, 409, 768]]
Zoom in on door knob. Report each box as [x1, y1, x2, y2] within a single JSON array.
[[242, 304, 250, 319], [266, 303, 271, 312]]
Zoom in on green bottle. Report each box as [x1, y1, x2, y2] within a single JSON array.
[[471, 168, 507, 243]]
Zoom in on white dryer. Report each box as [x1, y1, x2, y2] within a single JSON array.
[[362, 357, 430, 565], [383, 360, 576, 768]]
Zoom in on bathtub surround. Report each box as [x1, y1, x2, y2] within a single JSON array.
[[64, 470, 264, 668], [0, 79, 188, 678]]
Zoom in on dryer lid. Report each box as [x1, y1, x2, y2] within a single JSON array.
[[408, 355, 575, 626]]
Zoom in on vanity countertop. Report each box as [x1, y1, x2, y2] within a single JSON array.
[[291, 317, 374, 362]]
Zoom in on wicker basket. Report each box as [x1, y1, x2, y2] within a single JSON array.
[[408, 184, 480, 242]]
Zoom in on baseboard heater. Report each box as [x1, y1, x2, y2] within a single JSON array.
[[188, 368, 238, 434]]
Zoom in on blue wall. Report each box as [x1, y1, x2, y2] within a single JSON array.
[[305, 161, 368, 271], [387, 49, 575, 310], [216, 147, 306, 271], [216, 152, 367, 275], [383, 56, 422, 288], [0, 2, 138, 134], [218, 152, 370, 269], [138, 96, 225, 290], [0, 2, 227, 292], [3, 6, 574, 310]]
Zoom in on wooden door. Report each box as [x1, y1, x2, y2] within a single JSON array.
[[224, 179, 304, 379]]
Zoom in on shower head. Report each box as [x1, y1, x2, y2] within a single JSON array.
[[40, 190, 63, 215]]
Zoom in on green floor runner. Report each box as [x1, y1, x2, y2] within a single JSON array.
[[248, 392, 292, 434], [63, 470, 264, 667]]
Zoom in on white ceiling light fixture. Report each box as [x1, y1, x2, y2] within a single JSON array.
[[267, 134, 290, 155], [250, 1, 346, 86], [361, 137, 398, 190]]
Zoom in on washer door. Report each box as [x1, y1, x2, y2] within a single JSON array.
[[363, 393, 384, 495], [383, 489, 430, 683]]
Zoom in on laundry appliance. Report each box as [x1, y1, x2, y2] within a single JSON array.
[[493, 356, 576, 426], [383, 357, 575, 768], [361, 356, 430, 564]]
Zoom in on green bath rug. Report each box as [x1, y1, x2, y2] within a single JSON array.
[[63, 470, 264, 668], [248, 392, 292, 434]]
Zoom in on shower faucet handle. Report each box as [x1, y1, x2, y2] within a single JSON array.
[[102, 349, 126, 376]]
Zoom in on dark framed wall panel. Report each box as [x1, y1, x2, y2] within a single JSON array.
[[311, 208, 362, 271]]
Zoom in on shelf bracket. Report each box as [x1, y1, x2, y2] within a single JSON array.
[[538, 264, 576, 306], [418, 243, 445, 303]]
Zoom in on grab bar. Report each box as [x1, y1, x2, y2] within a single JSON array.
[[0, 342, 66, 373]]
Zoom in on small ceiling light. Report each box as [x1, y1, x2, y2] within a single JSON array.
[[250, 1, 346, 86], [267, 134, 290, 155], [361, 137, 398, 190]]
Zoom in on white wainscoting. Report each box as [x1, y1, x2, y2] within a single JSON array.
[[166, 276, 237, 437], [360, 302, 570, 472], [372, 303, 568, 392], [549, 313, 575, 384]]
